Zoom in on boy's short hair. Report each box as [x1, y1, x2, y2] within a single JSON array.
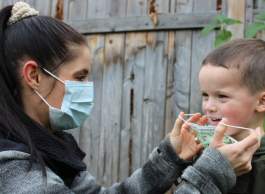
[[202, 39, 265, 93]]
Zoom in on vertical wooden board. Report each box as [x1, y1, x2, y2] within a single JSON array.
[[119, 0, 147, 180], [97, 0, 126, 185], [141, 0, 170, 164], [192, 0, 216, 12], [257, 0, 265, 9], [227, 0, 245, 39], [34, 0, 52, 16], [126, 0, 146, 16], [87, 0, 109, 18], [164, 0, 193, 135], [78, 0, 109, 183], [256, 0, 265, 40], [99, 33, 124, 186], [123, 33, 147, 176], [80, 35, 105, 178], [245, 0, 254, 25], [190, 0, 215, 113], [0, 0, 15, 7], [165, 2, 193, 193], [174, 0, 193, 13], [171, 30, 192, 123], [141, 32, 168, 162], [164, 30, 176, 134], [155, 0, 170, 14], [67, 0, 88, 20]]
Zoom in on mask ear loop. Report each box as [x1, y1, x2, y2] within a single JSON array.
[[34, 90, 52, 108], [41, 67, 65, 84], [218, 122, 253, 132], [178, 113, 199, 130]]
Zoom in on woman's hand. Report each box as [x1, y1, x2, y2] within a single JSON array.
[[169, 112, 207, 160], [210, 118, 261, 176]]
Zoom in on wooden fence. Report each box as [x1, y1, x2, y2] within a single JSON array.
[[1, 0, 265, 192]]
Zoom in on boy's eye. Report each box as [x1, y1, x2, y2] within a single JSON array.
[[202, 92, 208, 97], [201, 92, 209, 100], [218, 94, 228, 99]]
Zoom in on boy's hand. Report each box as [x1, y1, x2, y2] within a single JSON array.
[[210, 118, 261, 176], [169, 112, 206, 160]]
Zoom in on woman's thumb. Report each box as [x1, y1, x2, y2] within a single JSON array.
[[210, 118, 228, 147]]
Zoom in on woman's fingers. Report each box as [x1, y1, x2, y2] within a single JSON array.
[[172, 112, 185, 136], [236, 127, 260, 152], [197, 115, 208, 125], [211, 118, 228, 147]]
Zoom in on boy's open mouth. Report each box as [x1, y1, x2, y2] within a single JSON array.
[[207, 116, 222, 124]]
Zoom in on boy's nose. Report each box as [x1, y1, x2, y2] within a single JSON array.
[[204, 99, 217, 112]]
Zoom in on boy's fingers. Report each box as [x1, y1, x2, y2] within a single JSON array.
[[211, 118, 228, 146]]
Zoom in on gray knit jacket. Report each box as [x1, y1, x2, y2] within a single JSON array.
[[0, 140, 235, 194]]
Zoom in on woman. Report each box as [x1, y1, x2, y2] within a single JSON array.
[[0, 2, 260, 194]]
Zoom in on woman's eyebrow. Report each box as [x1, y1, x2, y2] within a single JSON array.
[[73, 69, 89, 76]]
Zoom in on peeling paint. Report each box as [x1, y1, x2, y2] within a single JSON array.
[[148, 0, 158, 27], [55, 0, 64, 20]]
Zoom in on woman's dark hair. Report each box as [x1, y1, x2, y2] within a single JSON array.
[[0, 5, 87, 179]]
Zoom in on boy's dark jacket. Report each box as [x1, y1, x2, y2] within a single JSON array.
[[229, 136, 265, 194]]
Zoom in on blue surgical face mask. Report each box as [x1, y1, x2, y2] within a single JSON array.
[[35, 68, 94, 130]]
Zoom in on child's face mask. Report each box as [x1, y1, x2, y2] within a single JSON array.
[[179, 114, 253, 147], [35, 68, 94, 130]]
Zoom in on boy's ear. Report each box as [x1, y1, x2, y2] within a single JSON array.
[[256, 91, 265, 112]]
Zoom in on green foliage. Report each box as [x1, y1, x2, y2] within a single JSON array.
[[245, 12, 265, 38], [201, 14, 241, 47]]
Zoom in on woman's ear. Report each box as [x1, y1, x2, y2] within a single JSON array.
[[256, 91, 265, 112], [21, 60, 41, 90]]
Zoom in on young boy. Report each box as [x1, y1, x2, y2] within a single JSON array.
[[198, 39, 265, 194]]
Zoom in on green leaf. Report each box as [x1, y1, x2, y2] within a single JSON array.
[[215, 15, 241, 25], [255, 12, 265, 21], [222, 17, 241, 25], [215, 14, 227, 23], [201, 22, 219, 36], [245, 22, 265, 38], [215, 30, 232, 47]]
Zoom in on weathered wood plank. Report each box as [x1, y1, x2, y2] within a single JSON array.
[[67, 12, 217, 34], [119, 0, 147, 181], [67, 0, 88, 20], [97, 0, 126, 186], [141, 32, 168, 162], [79, 0, 109, 183], [246, 0, 254, 25], [124, 33, 147, 174], [226, 0, 245, 39], [165, 1, 193, 193], [165, 0, 193, 135], [189, 0, 216, 113], [34, 0, 52, 16], [80, 35, 105, 178]]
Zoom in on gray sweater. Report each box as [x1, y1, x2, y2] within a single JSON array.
[[0, 140, 235, 194]]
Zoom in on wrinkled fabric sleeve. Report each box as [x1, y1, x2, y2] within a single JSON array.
[[71, 138, 191, 194], [0, 139, 190, 194], [174, 148, 236, 194]]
